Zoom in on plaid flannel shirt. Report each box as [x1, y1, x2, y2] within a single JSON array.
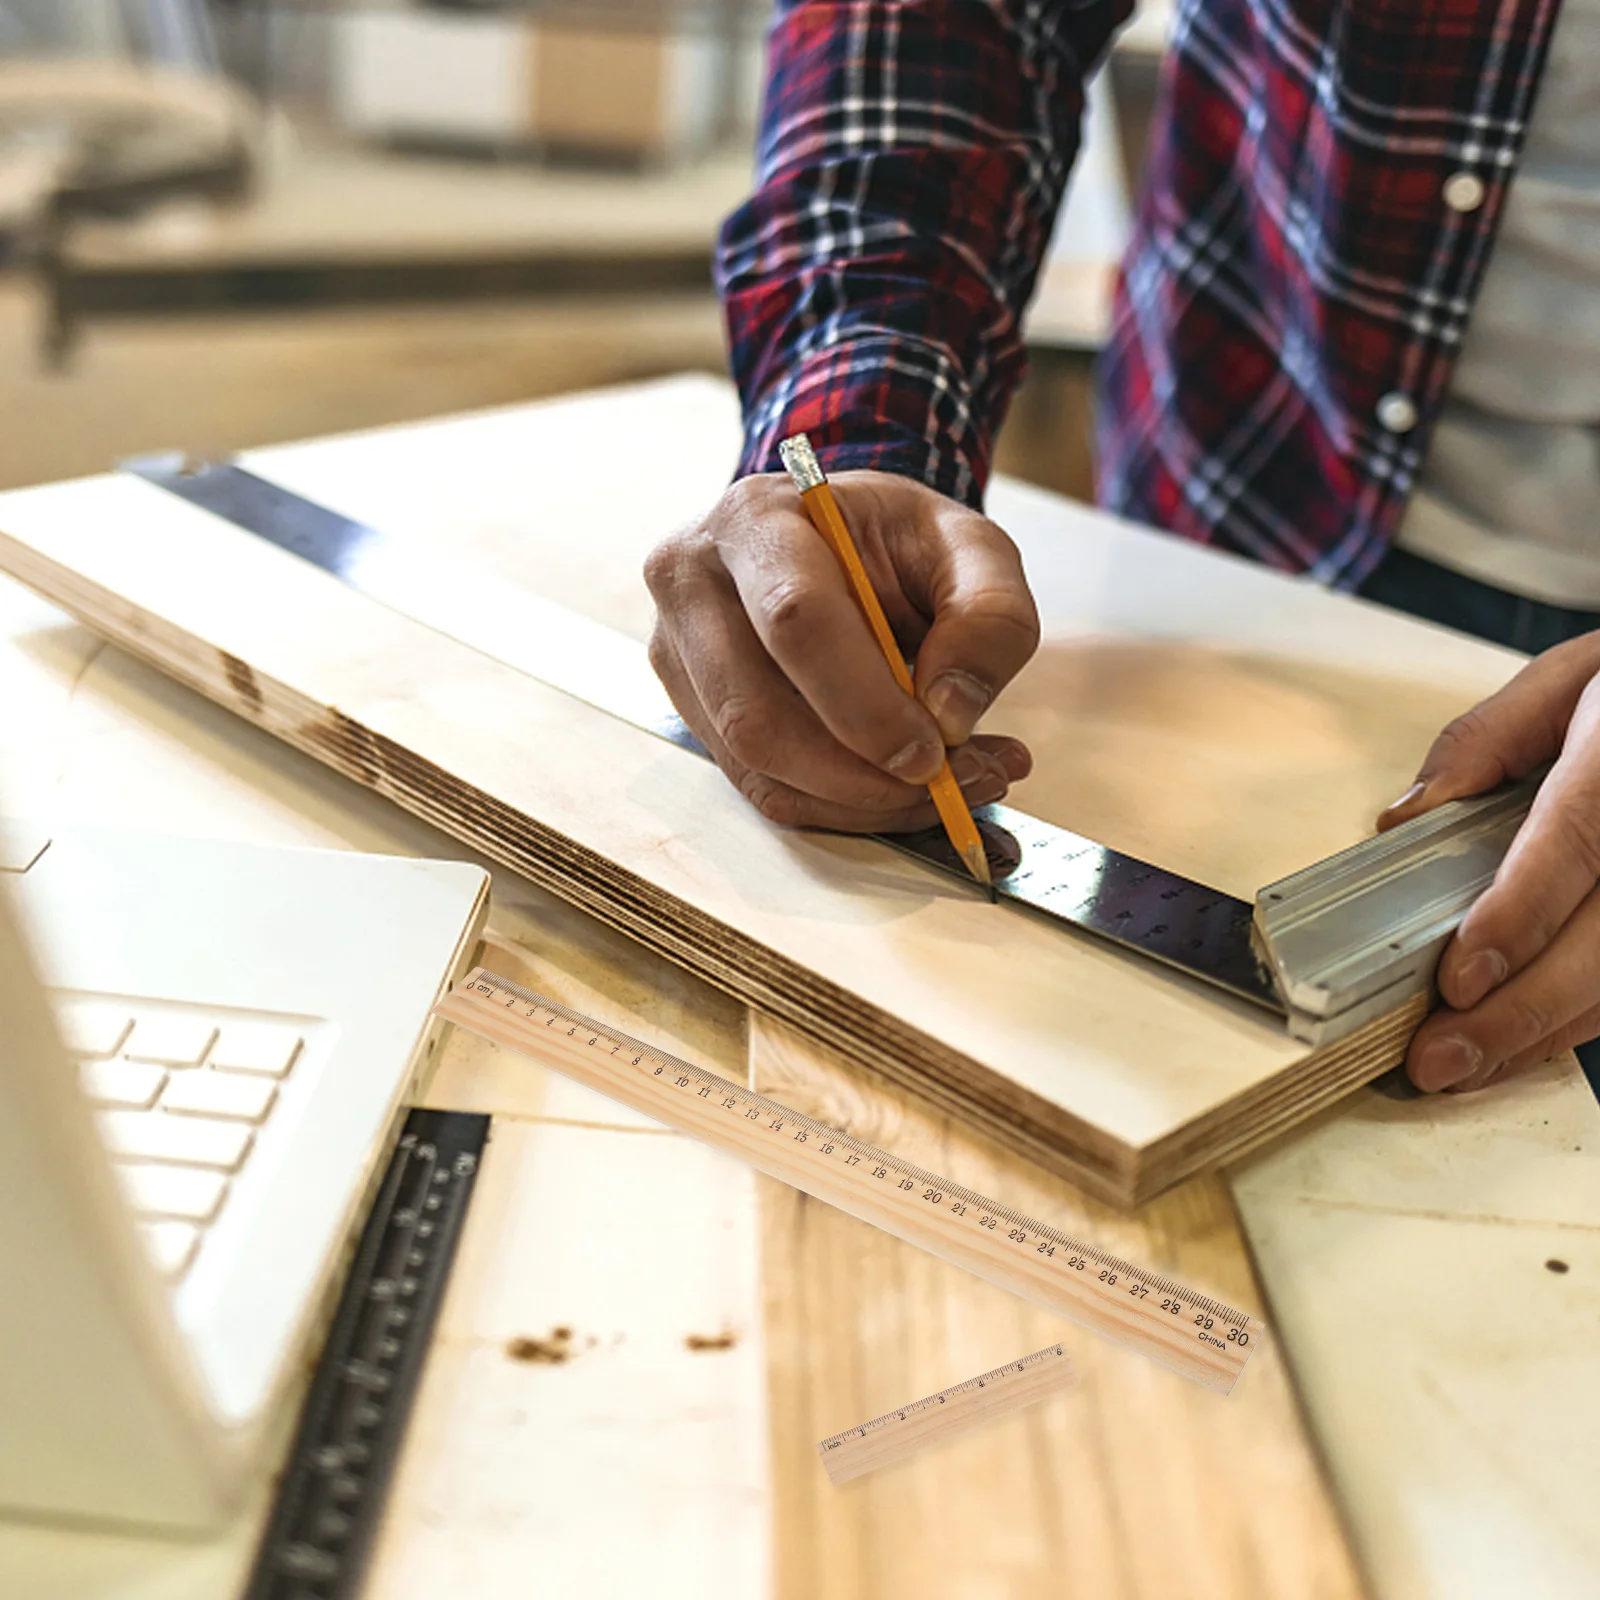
[[717, 0, 1561, 587]]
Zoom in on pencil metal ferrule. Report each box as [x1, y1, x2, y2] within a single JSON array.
[[779, 434, 828, 495]]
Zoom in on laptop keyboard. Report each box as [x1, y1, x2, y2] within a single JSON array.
[[58, 996, 306, 1282]]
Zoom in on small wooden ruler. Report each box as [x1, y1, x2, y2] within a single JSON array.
[[818, 1343, 1078, 1484], [436, 970, 1264, 1393]]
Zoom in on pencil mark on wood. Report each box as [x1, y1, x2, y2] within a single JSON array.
[[1409, 1362, 1600, 1555], [489, 1112, 680, 1137]]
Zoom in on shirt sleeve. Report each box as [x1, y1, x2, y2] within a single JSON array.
[[717, 0, 1129, 509]]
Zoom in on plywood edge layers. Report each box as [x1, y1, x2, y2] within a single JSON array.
[[1140, 995, 1426, 1204]]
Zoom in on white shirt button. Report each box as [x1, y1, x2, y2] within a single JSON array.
[[1442, 171, 1486, 212], [1377, 392, 1418, 433]]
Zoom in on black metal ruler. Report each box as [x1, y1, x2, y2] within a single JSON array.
[[242, 1107, 490, 1600], [124, 456, 1282, 1016]]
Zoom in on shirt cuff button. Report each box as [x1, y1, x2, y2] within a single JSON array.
[[1443, 171, 1486, 212], [1377, 392, 1419, 433]]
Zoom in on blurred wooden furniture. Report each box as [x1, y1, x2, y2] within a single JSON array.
[[29, 0, 761, 364], [37, 136, 747, 365], [0, 58, 258, 365], [331, 5, 734, 164], [0, 0, 261, 365]]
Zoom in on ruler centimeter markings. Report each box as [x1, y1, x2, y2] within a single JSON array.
[[818, 1343, 1079, 1484], [436, 971, 1262, 1394], [243, 1108, 490, 1600], [124, 458, 1284, 1015]]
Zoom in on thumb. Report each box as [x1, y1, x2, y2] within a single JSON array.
[[1377, 633, 1600, 831], [907, 502, 1041, 745], [1376, 705, 1519, 831]]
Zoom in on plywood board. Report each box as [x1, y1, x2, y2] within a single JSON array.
[[0, 377, 1525, 1205]]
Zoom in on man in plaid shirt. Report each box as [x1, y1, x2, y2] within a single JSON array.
[[645, 0, 1600, 1094]]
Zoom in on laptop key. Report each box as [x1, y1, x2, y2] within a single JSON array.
[[98, 1109, 253, 1170], [57, 1003, 133, 1059], [139, 1220, 201, 1279], [80, 1058, 167, 1110], [116, 1162, 229, 1223], [211, 1022, 303, 1078], [161, 1071, 277, 1123], [123, 1015, 219, 1068]]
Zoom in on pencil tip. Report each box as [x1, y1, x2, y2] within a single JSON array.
[[961, 843, 993, 893]]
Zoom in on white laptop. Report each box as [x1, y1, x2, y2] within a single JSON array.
[[0, 820, 488, 1533]]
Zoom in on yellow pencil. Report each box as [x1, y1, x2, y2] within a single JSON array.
[[778, 433, 994, 894]]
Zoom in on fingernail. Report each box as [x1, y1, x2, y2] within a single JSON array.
[[958, 754, 1005, 792], [1380, 779, 1427, 821], [1450, 948, 1508, 1010], [993, 741, 1033, 781], [886, 738, 944, 784], [948, 744, 988, 785], [1413, 1034, 1482, 1092], [964, 774, 1009, 808], [925, 671, 993, 745]]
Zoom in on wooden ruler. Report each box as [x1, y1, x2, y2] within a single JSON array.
[[436, 970, 1264, 1393], [818, 1343, 1078, 1484]]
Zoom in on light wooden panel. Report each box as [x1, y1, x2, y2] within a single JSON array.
[[363, 1116, 772, 1600], [0, 378, 1525, 1205], [749, 1014, 1367, 1600], [1231, 1056, 1600, 1600]]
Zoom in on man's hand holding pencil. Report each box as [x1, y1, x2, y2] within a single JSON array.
[[644, 451, 1039, 856]]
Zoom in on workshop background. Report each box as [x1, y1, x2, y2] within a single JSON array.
[[0, 0, 1167, 501]]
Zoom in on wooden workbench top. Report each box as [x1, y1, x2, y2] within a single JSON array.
[[0, 378, 1594, 1599]]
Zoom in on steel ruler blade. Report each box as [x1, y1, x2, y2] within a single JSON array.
[[243, 1107, 489, 1600], [124, 456, 1282, 1015], [818, 1342, 1078, 1484], [436, 970, 1264, 1394]]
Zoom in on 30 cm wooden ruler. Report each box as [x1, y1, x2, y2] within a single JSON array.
[[436, 970, 1263, 1393]]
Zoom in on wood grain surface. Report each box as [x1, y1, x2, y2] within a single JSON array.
[[749, 1014, 1369, 1600]]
